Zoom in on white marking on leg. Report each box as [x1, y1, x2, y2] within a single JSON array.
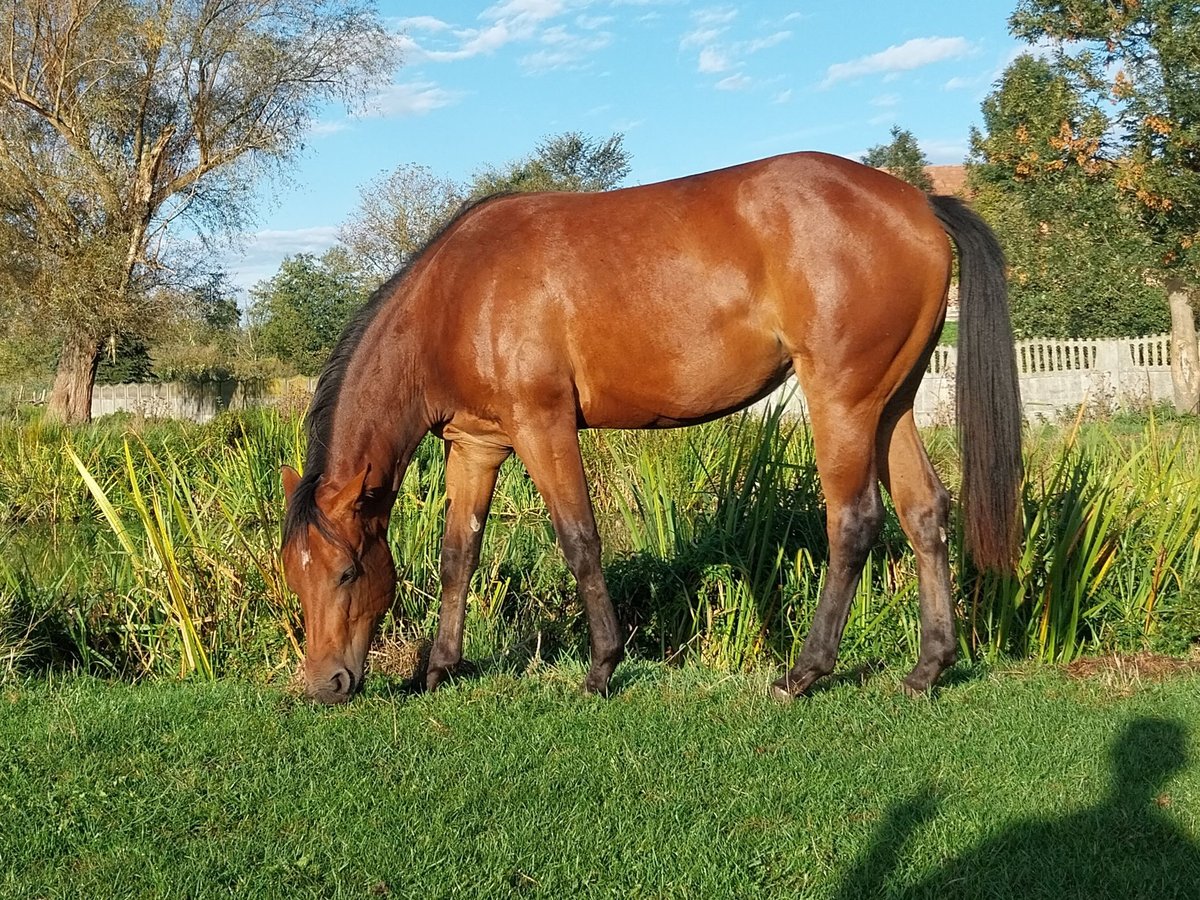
[[300, 549, 312, 570], [470, 514, 482, 533]]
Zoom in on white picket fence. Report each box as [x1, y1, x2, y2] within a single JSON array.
[[79, 335, 1175, 426], [762, 334, 1174, 426]]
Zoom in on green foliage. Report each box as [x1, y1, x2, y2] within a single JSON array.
[[2, 408, 1199, 682], [151, 272, 253, 384], [330, 131, 632, 293], [468, 131, 632, 197], [247, 252, 367, 376], [1009, 0, 1200, 281], [336, 163, 465, 286], [861, 125, 934, 191], [969, 54, 1169, 337], [95, 334, 155, 385], [0, 0, 397, 420]]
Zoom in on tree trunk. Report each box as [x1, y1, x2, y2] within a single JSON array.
[[1168, 278, 1200, 415], [46, 328, 102, 424]]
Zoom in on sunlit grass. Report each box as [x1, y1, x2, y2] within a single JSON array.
[[2, 664, 1199, 898]]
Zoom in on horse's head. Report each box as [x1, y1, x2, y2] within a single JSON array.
[[281, 465, 396, 704]]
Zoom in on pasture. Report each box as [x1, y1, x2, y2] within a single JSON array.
[[3, 406, 1200, 897], [2, 662, 1199, 898]]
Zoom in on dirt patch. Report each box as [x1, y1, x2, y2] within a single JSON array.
[[1064, 651, 1200, 691], [368, 637, 427, 680], [283, 637, 429, 698]]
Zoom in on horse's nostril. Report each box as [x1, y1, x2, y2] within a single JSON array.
[[330, 668, 354, 696]]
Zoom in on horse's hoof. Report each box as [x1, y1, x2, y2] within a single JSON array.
[[899, 678, 933, 699], [769, 681, 795, 703], [583, 675, 611, 696]]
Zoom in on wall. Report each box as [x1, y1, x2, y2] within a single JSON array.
[[760, 334, 1173, 427], [86, 335, 1175, 427]]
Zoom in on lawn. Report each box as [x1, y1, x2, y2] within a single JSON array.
[[3, 659, 1199, 899]]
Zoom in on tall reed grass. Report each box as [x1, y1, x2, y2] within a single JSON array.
[[1, 404, 1197, 683]]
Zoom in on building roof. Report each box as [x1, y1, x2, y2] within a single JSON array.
[[925, 165, 968, 196]]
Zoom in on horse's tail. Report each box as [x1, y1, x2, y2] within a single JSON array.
[[928, 194, 1022, 573]]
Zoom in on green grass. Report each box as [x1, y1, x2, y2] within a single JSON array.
[[3, 662, 1200, 899], [938, 319, 958, 346]]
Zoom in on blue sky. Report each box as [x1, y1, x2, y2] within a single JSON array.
[[224, 0, 1028, 293]]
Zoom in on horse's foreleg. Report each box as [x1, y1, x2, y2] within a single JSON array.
[[426, 439, 511, 692], [878, 412, 955, 695], [513, 422, 624, 695], [772, 406, 883, 699]]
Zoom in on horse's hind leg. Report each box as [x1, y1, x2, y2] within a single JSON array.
[[511, 421, 624, 695], [877, 411, 955, 695], [427, 439, 512, 691], [772, 404, 884, 699]]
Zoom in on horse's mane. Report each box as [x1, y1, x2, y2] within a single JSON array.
[[282, 193, 508, 548]]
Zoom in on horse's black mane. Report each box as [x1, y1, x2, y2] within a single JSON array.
[[281, 193, 508, 549]]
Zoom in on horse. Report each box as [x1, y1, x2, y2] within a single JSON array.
[[281, 151, 1022, 705]]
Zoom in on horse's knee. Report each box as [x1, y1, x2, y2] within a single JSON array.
[[831, 487, 885, 561]]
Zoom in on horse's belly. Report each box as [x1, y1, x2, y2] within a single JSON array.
[[575, 339, 792, 428]]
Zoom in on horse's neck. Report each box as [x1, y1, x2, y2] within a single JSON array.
[[325, 327, 428, 494]]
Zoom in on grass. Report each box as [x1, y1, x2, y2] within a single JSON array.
[[938, 319, 958, 346], [2, 660, 1199, 898]]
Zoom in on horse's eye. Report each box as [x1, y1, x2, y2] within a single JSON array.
[[338, 565, 358, 586]]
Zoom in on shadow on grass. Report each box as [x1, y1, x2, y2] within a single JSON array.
[[836, 716, 1200, 899]]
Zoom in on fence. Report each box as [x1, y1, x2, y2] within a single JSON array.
[[761, 334, 1174, 426], [86, 376, 318, 423], [5, 335, 1178, 426]]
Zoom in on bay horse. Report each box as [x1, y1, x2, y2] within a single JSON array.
[[281, 151, 1022, 705]]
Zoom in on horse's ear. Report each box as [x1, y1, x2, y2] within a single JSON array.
[[281, 465, 301, 501], [328, 465, 372, 518]]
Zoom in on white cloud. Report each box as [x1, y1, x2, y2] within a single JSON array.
[[694, 7, 737, 27], [307, 120, 348, 136], [773, 88, 793, 104], [741, 31, 790, 53], [822, 36, 975, 87], [681, 26, 723, 48], [870, 93, 901, 107], [366, 81, 463, 117], [716, 73, 752, 91], [397, 16, 452, 32], [921, 138, 969, 164], [698, 46, 731, 73], [520, 24, 611, 71], [482, 0, 565, 23], [577, 14, 614, 29], [223, 227, 340, 293], [401, 1, 611, 72]]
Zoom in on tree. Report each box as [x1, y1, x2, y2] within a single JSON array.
[[337, 164, 464, 288], [151, 271, 247, 383], [0, 0, 397, 422], [468, 132, 632, 197], [335, 132, 633, 287], [1008, 0, 1200, 409], [248, 251, 366, 376], [968, 54, 1168, 338], [861, 126, 934, 191]]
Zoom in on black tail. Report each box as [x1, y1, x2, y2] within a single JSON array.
[[928, 195, 1022, 573]]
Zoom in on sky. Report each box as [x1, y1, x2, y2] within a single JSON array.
[[222, 0, 1030, 295]]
